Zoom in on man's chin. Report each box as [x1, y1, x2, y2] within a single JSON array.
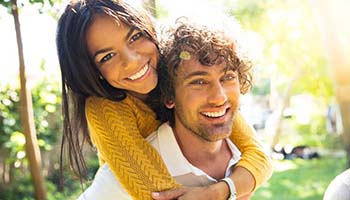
[[200, 126, 232, 141]]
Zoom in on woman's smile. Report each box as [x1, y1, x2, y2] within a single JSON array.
[[86, 14, 159, 96]]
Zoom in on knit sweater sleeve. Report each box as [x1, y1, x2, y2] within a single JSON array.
[[85, 96, 180, 200], [85, 95, 271, 198], [230, 112, 273, 188]]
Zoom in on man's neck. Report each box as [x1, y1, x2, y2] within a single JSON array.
[[172, 125, 232, 180]]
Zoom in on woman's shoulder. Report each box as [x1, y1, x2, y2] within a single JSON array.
[[85, 96, 131, 114], [86, 96, 111, 104], [85, 95, 152, 114], [86, 95, 131, 107]]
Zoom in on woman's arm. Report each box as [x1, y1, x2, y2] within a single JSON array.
[[230, 112, 273, 193], [86, 96, 180, 199], [152, 111, 272, 199]]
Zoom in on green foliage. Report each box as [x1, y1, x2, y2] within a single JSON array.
[[0, 0, 56, 8], [271, 114, 343, 149], [252, 156, 347, 200], [224, 0, 334, 101], [31, 77, 62, 151], [0, 85, 22, 164], [0, 0, 62, 14], [0, 76, 62, 172], [294, 116, 344, 149], [251, 78, 270, 95], [0, 170, 80, 200], [155, 1, 169, 20], [0, 156, 99, 200], [0, 173, 35, 200]]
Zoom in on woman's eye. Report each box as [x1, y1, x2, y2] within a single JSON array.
[[99, 53, 115, 63], [130, 31, 143, 43]]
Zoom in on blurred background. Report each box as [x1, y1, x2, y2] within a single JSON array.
[[0, 0, 349, 199]]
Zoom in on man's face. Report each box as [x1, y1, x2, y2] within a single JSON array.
[[169, 58, 240, 142]]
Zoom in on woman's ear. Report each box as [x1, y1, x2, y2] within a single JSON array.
[[165, 99, 175, 109]]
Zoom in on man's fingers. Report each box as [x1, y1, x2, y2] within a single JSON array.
[[152, 188, 186, 200]]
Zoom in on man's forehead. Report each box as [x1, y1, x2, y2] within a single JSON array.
[[177, 58, 229, 77]]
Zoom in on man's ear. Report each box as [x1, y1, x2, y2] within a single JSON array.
[[165, 99, 175, 109]]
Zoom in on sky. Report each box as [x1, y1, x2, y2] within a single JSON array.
[[0, 0, 229, 88], [0, 4, 59, 87]]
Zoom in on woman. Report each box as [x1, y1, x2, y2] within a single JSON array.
[[56, 0, 272, 199]]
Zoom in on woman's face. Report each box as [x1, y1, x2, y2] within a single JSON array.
[[86, 14, 158, 96]]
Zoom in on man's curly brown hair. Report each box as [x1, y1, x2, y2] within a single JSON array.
[[155, 17, 253, 123]]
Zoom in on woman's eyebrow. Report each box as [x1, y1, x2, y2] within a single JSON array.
[[92, 27, 137, 61], [125, 26, 137, 40], [93, 47, 113, 61]]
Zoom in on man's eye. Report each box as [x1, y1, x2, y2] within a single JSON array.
[[99, 53, 115, 63], [222, 73, 237, 82], [190, 80, 207, 85], [130, 32, 143, 43]]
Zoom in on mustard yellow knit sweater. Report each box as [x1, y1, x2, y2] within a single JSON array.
[[86, 95, 272, 199]]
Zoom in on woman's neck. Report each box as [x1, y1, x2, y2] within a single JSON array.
[[128, 91, 149, 101]]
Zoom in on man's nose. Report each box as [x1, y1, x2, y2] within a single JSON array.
[[207, 81, 228, 106], [120, 48, 140, 69]]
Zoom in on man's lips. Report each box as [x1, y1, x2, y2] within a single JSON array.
[[200, 107, 231, 118]]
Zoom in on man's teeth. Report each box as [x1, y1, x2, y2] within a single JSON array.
[[128, 64, 149, 80], [202, 110, 226, 118]]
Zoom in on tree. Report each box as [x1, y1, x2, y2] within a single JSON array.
[[0, 0, 55, 199], [143, 0, 156, 17], [223, 0, 333, 148], [312, 0, 350, 168]]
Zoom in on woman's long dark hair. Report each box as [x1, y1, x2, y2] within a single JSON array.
[[56, 0, 157, 181]]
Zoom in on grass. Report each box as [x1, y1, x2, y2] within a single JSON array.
[[1, 152, 345, 200], [252, 154, 347, 200]]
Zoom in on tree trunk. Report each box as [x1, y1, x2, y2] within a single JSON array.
[[0, 149, 10, 184], [312, 0, 350, 168], [143, 0, 156, 17], [338, 102, 350, 168], [270, 74, 298, 149], [11, 0, 47, 199]]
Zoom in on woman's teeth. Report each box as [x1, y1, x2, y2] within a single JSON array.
[[202, 109, 226, 118], [128, 64, 149, 80]]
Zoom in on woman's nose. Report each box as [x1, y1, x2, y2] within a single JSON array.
[[120, 47, 140, 69]]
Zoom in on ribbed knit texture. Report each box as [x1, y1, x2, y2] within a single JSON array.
[[86, 95, 272, 199]]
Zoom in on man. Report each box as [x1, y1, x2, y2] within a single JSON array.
[[79, 17, 254, 200]]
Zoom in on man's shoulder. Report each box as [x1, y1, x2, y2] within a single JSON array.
[[78, 164, 132, 200], [146, 123, 172, 149]]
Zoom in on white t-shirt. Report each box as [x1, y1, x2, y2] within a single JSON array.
[[78, 123, 241, 200]]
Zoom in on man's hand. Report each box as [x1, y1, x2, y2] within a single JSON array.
[[151, 183, 253, 200], [152, 183, 227, 200]]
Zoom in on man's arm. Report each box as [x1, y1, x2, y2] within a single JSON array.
[[151, 166, 254, 200]]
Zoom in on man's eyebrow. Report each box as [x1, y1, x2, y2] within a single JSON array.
[[222, 67, 235, 73], [183, 71, 208, 80]]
